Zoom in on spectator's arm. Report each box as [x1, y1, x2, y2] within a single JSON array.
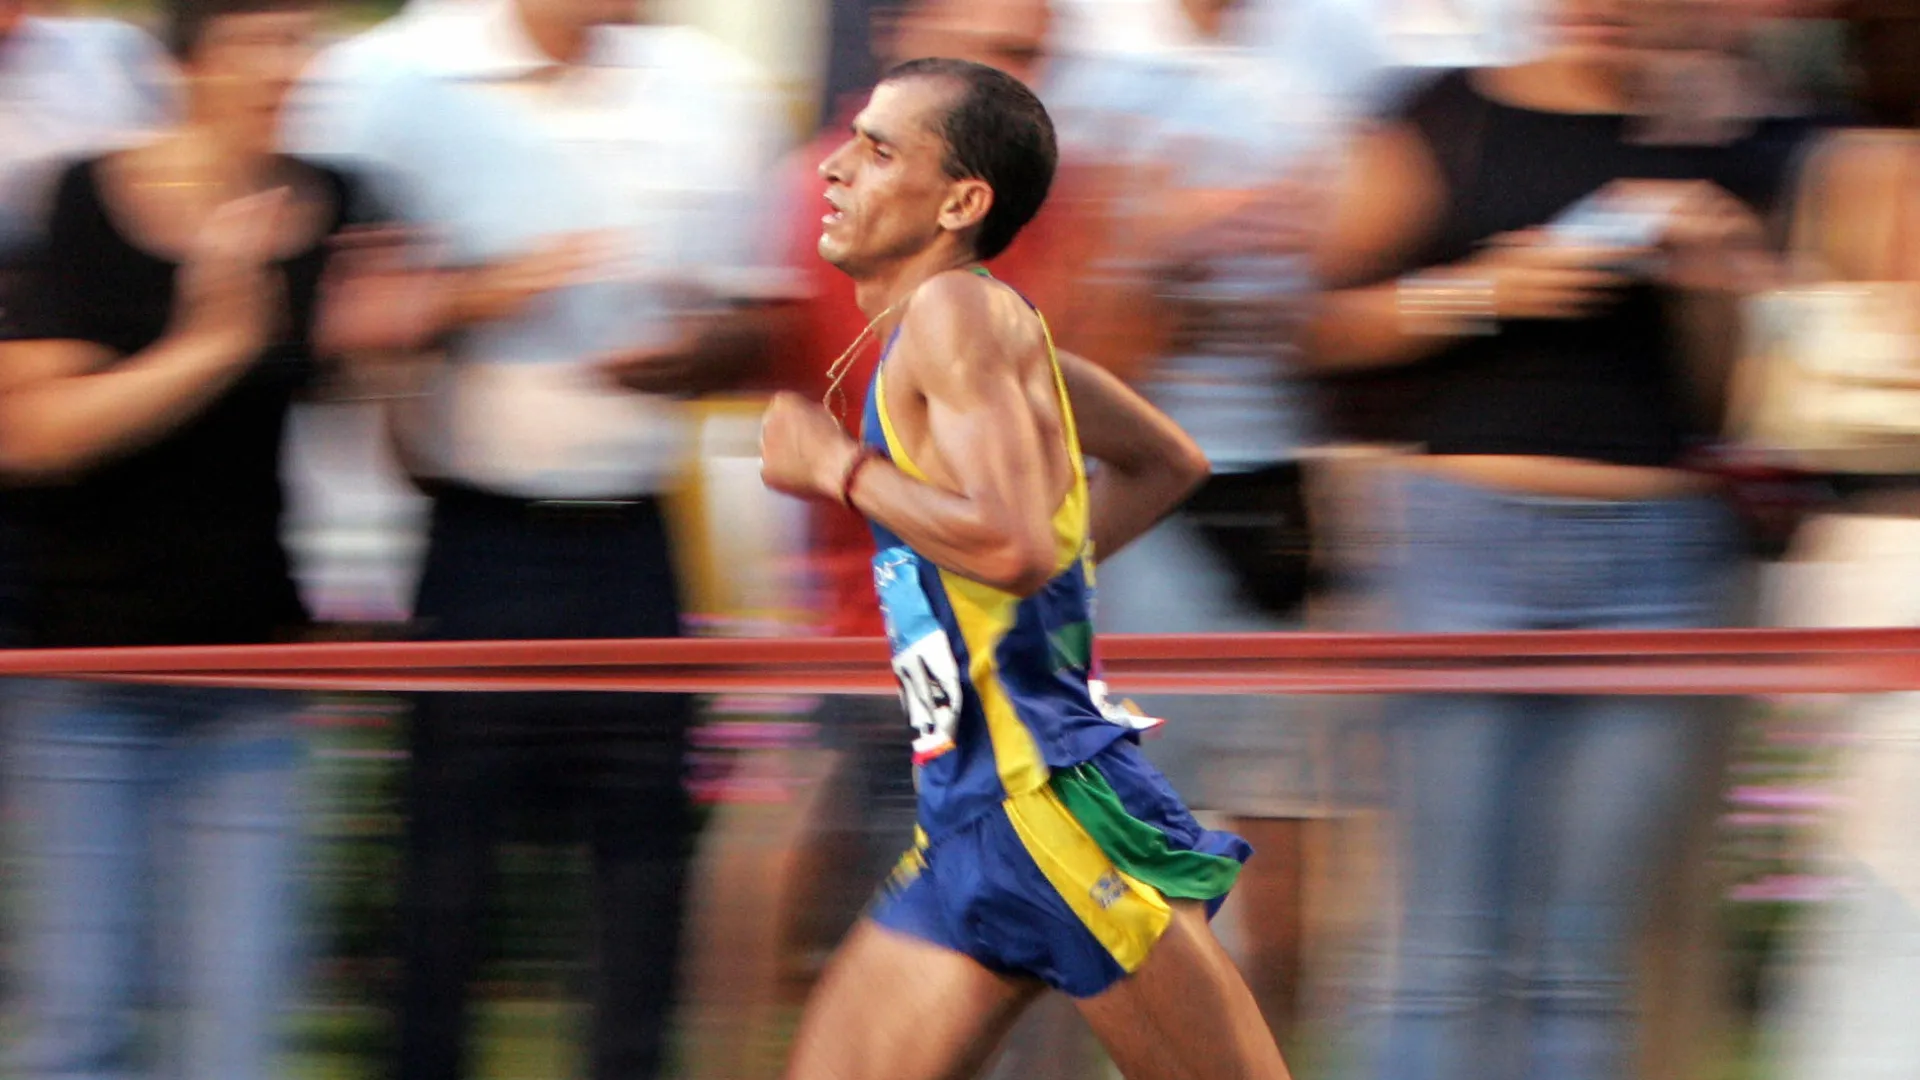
[[0, 182, 287, 480], [1300, 122, 1472, 372], [595, 50, 802, 395], [0, 335, 262, 480]]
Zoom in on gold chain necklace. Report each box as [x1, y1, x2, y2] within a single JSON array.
[[820, 297, 900, 432], [819, 265, 986, 430]]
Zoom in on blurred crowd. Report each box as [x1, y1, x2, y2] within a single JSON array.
[[1, 0, 1919, 1077]]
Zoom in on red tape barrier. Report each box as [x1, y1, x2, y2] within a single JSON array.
[[1, 628, 1918, 695]]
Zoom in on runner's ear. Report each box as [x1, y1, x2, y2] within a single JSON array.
[[938, 178, 993, 242]]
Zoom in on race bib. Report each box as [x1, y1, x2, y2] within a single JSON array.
[[874, 547, 965, 764], [1090, 678, 1165, 736]]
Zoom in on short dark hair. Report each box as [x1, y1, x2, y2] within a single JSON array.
[[163, 0, 309, 60], [881, 57, 1057, 261]]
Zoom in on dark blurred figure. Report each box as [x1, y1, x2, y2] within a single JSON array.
[[1845, 0, 1920, 127], [0, 0, 377, 1074], [0, 0, 176, 644], [1302, 1, 1819, 1077], [324, 0, 790, 1077]]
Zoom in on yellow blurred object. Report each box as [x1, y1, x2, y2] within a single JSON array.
[[665, 394, 813, 635]]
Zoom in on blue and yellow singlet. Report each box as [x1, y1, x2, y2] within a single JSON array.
[[855, 271, 1250, 998], [860, 274, 1146, 839]]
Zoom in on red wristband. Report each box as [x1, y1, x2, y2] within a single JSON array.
[[838, 446, 880, 508]]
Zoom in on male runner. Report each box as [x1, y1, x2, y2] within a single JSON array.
[[759, 57, 1293, 1080]]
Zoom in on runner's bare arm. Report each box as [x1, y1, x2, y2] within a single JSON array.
[[1055, 349, 1209, 560], [760, 272, 1059, 595], [859, 273, 1061, 592]]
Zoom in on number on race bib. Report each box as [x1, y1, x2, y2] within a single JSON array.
[[893, 634, 963, 764], [873, 545, 967, 764]]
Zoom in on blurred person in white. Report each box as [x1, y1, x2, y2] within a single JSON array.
[[1243, 0, 1407, 113], [1052, 0, 1397, 110], [329, 0, 791, 1076], [1301, 0, 1818, 1077], [0, 0, 382, 1073], [0, 0, 176, 259], [271, 0, 476, 625], [1045, 0, 1346, 1043], [279, 0, 472, 161]]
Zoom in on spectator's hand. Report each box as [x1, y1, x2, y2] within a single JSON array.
[[592, 284, 759, 395], [1637, 180, 1765, 254], [1645, 180, 1776, 290], [760, 390, 857, 502], [173, 186, 291, 355], [592, 331, 707, 395], [450, 232, 614, 327], [313, 225, 437, 356], [1455, 230, 1642, 321]]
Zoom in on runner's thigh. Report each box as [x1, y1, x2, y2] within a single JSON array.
[[1075, 901, 1292, 1080], [784, 918, 1044, 1080]]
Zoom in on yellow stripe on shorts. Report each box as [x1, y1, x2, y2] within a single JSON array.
[[1001, 782, 1172, 975], [883, 825, 933, 893]]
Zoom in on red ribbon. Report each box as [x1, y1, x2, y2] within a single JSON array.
[[2, 628, 1916, 696]]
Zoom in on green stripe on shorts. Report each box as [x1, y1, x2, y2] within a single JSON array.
[[1049, 762, 1243, 902]]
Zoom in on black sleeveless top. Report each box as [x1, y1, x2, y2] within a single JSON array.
[[10, 155, 362, 647], [1326, 70, 1814, 464]]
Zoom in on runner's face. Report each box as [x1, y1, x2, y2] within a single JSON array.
[[817, 78, 966, 277]]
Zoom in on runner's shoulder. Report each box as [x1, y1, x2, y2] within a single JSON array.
[[898, 270, 1038, 378]]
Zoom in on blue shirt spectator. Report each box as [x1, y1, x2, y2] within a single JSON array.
[[0, 12, 175, 256]]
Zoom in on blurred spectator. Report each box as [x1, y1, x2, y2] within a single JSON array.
[[334, 0, 791, 1075], [279, 0, 472, 163], [0, 0, 176, 644], [1362, 0, 1539, 71], [273, 0, 476, 625], [1752, 122, 1920, 1080], [1044, 0, 1345, 1042], [0, 0, 175, 256], [1302, 1, 1818, 1077], [0, 0, 378, 1073], [1241, 0, 1413, 112]]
